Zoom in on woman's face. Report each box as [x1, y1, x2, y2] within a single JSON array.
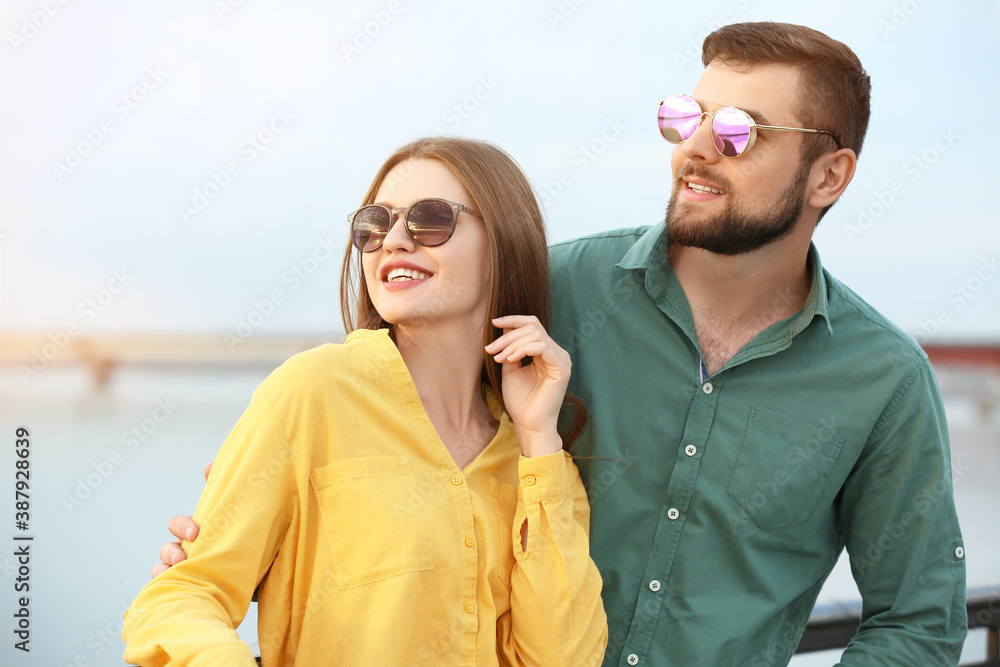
[[362, 158, 492, 334]]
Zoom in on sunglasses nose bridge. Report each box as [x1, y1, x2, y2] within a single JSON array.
[[680, 109, 724, 160], [380, 205, 418, 249]]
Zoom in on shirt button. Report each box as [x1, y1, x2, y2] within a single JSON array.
[[684, 444, 697, 457], [955, 546, 965, 559], [451, 474, 463, 486], [702, 382, 714, 394], [667, 508, 679, 520], [649, 579, 661, 592], [626, 653, 639, 665], [465, 536, 475, 548], [464, 602, 476, 614], [523, 474, 537, 486]]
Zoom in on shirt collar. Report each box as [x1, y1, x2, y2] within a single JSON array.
[[616, 221, 832, 334]]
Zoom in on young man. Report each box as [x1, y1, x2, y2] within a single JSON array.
[[155, 23, 966, 666]]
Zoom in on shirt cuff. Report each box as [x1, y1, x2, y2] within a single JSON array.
[[518, 451, 572, 502]]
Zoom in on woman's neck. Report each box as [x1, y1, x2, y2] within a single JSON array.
[[394, 321, 498, 466]]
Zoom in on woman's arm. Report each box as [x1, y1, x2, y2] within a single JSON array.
[[123, 384, 295, 667], [499, 450, 608, 666], [488, 316, 608, 665]]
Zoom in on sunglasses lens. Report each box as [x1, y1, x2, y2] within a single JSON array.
[[658, 95, 703, 143], [352, 206, 389, 251], [407, 200, 455, 246], [712, 107, 752, 157]]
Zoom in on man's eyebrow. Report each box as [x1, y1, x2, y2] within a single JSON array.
[[742, 106, 771, 125], [693, 95, 772, 125]]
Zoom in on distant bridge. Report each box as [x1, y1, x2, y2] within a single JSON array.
[[0, 331, 339, 388]]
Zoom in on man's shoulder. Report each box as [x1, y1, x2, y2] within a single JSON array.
[[823, 269, 929, 367], [549, 225, 654, 271]]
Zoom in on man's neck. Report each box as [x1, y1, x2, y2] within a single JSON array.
[[668, 231, 813, 375]]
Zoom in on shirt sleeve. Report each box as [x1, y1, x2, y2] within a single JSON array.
[[122, 385, 295, 667], [497, 450, 609, 666], [835, 360, 967, 666]]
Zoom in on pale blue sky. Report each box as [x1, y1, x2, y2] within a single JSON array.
[[2, 0, 998, 340]]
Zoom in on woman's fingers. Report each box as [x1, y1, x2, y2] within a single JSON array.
[[486, 317, 554, 361], [485, 316, 543, 354]]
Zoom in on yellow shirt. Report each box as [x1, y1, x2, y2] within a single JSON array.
[[123, 329, 607, 666]]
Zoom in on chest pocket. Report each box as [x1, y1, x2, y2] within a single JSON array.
[[311, 456, 433, 589], [727, 405, 845, 530]]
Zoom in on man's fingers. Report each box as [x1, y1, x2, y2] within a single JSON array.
[[168, 515, 199, 542], [151, 563, 169, 578], [204, 461, 214, 481], [158, 540, 186, 566]]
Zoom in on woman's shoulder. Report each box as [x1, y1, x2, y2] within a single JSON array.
[[261, 329, 396, 397]]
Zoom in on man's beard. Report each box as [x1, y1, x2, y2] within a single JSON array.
[[665, 162, 810, 256]]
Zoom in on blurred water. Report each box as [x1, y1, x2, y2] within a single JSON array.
[[0, 363, 996, 666]]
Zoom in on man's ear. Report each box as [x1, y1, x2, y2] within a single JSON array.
[[807, 148, 857, 210]]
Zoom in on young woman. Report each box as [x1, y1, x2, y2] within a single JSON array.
[[122, 137, 608, 666]]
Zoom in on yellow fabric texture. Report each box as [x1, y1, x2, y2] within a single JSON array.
[[123, 329, 607, 666]]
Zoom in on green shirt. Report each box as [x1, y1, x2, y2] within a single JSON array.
[[549, 223, 967, 667]]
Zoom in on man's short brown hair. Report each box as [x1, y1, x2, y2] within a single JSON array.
[[703, 22, 871, 165]]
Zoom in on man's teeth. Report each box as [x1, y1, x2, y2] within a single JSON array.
[[387, 268, 430, 282], [688, 182, 725, 194]]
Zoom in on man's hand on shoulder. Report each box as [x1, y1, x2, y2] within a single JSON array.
[[150, 461, 211, 578]]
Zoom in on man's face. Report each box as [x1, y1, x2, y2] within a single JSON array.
[[665, 61, 814, 256]]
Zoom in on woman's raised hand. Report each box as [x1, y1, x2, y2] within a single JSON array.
[[485, 316, 570, 457]]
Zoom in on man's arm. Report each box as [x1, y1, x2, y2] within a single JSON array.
[[836, 359, 966, 665]]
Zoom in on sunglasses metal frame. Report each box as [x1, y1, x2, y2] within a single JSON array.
[[348, 198, 483, 252], [658, 94, 844, 158]]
